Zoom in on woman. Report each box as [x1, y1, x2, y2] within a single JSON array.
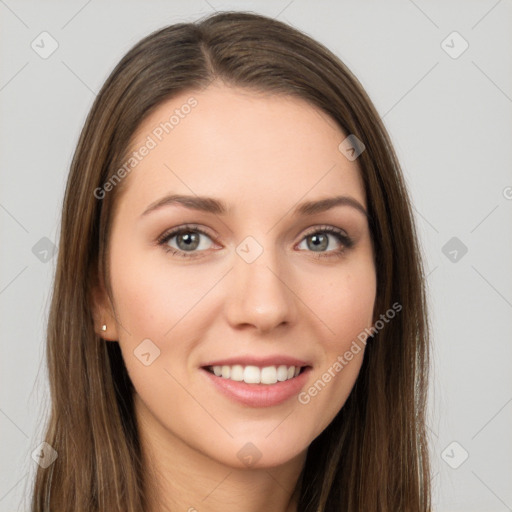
[[31, 10, 432, 512]]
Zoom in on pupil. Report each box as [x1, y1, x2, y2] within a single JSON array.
[[309, 234, 327, 251], [178, 232, 199, 250]]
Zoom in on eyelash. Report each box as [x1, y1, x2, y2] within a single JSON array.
[[156, 223, 354, 260]]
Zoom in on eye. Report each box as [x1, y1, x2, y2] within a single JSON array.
[[157, 224, 216, 258], [296, 226, 353, 259], [157, 224, 354, 260]]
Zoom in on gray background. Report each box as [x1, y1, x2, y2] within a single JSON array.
[[1, 1, 511, 510]]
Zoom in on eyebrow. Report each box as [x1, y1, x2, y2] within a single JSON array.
[[141, 194, 369, 219]]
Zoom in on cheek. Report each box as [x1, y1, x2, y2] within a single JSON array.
[[108, 241, 214, 339], [310, 256, 377, 346], [107, 240, 226, 392], [297, 257, 376, 424], [107, 246, 211, 409]]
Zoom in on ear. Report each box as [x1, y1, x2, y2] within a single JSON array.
[[90, 275, 119, 342]]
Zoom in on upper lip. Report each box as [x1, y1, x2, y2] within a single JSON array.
[[201, 355, 311, 368]]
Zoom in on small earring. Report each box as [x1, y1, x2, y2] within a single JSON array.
[[101, 324, 107, 332]]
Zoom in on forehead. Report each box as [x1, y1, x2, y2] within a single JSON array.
[[119, 84, 366, 217]]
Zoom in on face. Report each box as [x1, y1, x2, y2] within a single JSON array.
[[95, 84, 376, 469]]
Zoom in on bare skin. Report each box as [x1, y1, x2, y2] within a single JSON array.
[[93, 83, 376, 512]]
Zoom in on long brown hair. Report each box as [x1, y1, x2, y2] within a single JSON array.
[[31, 11, 431, 511]]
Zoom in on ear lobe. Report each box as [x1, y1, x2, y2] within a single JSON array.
[[90, 277, 119, 341]]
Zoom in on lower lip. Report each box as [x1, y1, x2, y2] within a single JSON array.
[[200, 367, 312, 408]]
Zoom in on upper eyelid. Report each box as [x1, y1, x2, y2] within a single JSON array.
[[301, 225, 348, 237], [157, 224, 215, 244]]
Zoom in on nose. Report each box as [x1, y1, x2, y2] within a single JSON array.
[[223, 243, 298, 333]]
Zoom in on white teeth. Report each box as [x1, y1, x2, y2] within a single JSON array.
[[209, 364, 303, 384], [230, 364, 244, 381], [260, 366, 277, 384], [221, 365, 231, 379], [277, 365, 289, 381], [244, 366, 260, 384]]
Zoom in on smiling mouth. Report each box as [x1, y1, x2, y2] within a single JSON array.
[[202, 364, 309, 385]]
